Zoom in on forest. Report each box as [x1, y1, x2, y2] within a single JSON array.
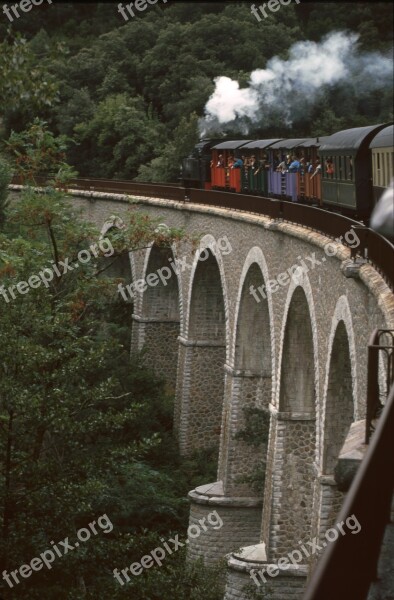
[[0, 1, 393, 182]]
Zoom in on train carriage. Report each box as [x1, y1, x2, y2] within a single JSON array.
[[267, 138, 312, 201], [369, 124, 394, 205], [211, 140, 251, 192], [319, 123, 391, 219], [238, 139, 282, 195], [296, 137, 329, 206]]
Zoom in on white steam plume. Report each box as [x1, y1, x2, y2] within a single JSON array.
[[200, 31, 393, 135]]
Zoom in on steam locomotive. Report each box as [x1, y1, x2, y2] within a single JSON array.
[[181, 123, 393, 220]]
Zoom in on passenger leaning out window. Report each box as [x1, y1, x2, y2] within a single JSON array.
[[310, 160, 321, 179], [326, 158, 335, 177]]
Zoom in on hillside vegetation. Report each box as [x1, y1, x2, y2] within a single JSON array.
[[0, 2, 392, 181]]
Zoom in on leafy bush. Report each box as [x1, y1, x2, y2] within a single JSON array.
[[4, 119, 77, 185], [0, 185, 201, 599]]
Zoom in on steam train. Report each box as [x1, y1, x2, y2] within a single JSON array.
[[181, 123, 393, 220]]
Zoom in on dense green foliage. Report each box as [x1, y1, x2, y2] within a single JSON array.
[[0, 31, 59, 115], [4, 119, 78, 185], [0, 2, 392, 181], [0, 126, 220, 598], [0, 183, 220, 598]]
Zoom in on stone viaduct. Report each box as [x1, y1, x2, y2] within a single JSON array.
[[14, 187, 394, 600]]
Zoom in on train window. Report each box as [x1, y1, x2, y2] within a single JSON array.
[[345, 156, 353, 181], [334, 157, 339, 179], [322, 158, 327, 179], [375, 153, 381, 186], [338, 156, 341, 179], [384, 152, 387, 186], [324, 156, 335, 179], [386, 152, 391, 187]]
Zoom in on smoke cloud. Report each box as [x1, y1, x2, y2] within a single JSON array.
[[199, 31, 393, 136]]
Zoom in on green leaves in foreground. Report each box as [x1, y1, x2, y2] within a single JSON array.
[[0, 187, 221, 599]]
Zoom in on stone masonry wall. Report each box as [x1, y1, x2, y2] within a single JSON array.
[[181, 344, 226, 453], [187, 496, 262, 564], [134, 320, 180, 388], [221, 374, 271, 498], [224, 559, 307, 600], [267, 418, 316, 559]]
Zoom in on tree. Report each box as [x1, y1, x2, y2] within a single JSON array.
[[136, 113, 200, 183], [0, 184, 190, 598], [4, 119, 78, 187], [0, 183, 223, 599], [73, 94, 166, 178], [0, 32, 60, 137], [310, 101, 346, 138]]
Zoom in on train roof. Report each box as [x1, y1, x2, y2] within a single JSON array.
[[239, 139, 283, 149], [194, 139, 223, 153], [319, 124, 389, 153], [296, 136, 330, 148], [369, 124, 394, 149], [212, 140, 252, 150], [268, 138, 314, 150]]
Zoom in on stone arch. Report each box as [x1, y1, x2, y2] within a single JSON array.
[[265, 275, 318, 558], [141, 244, 180, 321], [219, 248, 274, 497], [323, 320, 354, 474], [312, 297, 358, 541], [278, 285, 317, 415], [99, 215, 134, 286], [320, 296, 357, 473], [274, 270, 320, 410], [234, 264, 271, 374], [132, 242, 181, 387], [176, 236, 228, 457], [100, 214, 125, 238], [188, 250, 226, 343], [184, 234, 230, 356], [230, 247, 276, 379]]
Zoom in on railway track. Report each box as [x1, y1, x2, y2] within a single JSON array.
[[10, 176, 394, 290]]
